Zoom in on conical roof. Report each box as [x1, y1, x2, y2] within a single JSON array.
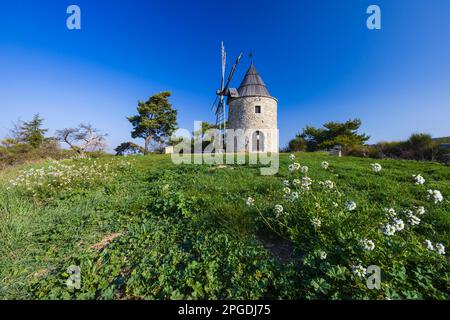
[[237, 63, 271, 97]]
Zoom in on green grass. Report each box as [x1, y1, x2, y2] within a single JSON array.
[[0, 153, 449, 299]]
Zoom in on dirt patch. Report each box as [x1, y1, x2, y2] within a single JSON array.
[[33, 268, 50, 278], [208, 165, 235, 172], [90, 233, 122, 251], [258, 236, 295, 264], [208, 165, 227, 172]]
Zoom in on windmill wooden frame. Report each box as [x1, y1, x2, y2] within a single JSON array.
[[212, 42, 243, 137]]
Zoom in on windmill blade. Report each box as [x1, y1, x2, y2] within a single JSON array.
[[211, 42, 243, 132], [223, 51, 243, 94], [221, 41, 226, 92], [217, 97, 224, 114], [212, 41, 226, 113], [211, 95, 219, 111], [215, 98, 224, 115]]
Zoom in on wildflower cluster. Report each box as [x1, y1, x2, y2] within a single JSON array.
[[321, 161, 329, 170], [413, 174, 425, 185], [424, 240, 446, 255], [371, 163, 382, 173], [244, 155, 448, 299], [427, 189, 444, 204], [8, 158, 135, 199], [382, 206, 426, 237]]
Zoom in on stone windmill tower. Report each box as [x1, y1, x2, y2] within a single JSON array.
[[212, 43, 278, 153], [227, 63, 279, 153]]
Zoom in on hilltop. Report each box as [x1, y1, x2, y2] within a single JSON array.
[[0, 153, 449, 299]]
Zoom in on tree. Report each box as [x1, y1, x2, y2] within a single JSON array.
[[114, 142, 144, 156], [193, 122, 217, 141], [16, 114, 48, 148], [287, 136, 306, 152], [300, 119, 369, 153], [406, 133, 435, 161], [56, 124, 107, 157], [1, 138, 18, 148], [8, 119, 22, 143], [128, 92, 178, 154], [192, 121, 219, 152]]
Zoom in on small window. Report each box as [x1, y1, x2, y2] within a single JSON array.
[[255, 105, 261, 113]]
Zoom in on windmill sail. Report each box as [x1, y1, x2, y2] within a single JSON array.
[[213, 42, 243, 132], [221, 41, 226, 94]]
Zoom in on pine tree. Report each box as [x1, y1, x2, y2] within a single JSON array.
[[18, 114, 48, 148], [300, 119, 370, 153], [128, 92, 178, 154]]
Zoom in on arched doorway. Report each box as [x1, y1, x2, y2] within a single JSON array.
[[252, 130, 264, 152]]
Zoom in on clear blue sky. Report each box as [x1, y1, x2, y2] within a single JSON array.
[[1, 0, 450, 151]]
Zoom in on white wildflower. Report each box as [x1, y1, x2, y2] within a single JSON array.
[[292, 179, 301, 186], [393, 218, 405, 231], [408, 214, 421, 226], [283, 187, 291, 194], [404, 209, 414, 217], [427, 189, 443, 204], [319, 251, 327, 260], [300, 166, 309, 174], [283, 180, 290, 187], [383, 224, 396, 236], [291, 192, 299, 200], [345, 201, 357, 211], [288, 164, 295, 172], [289, 154, 296, 161], [321, 161, 329, 170], [319, 180, 334, 190], [384, 208, 396, 218], [371, 163, 382, 172], [293, 162, 301, 170], [436, 243, 446, 255], [424, 240, 434, 251], [412, 174, 425, 185], [301, 177, 313, 191], [352, 264, 367, 278], [246, 197, 254, 207], [361, 239, 375, 251], [274, 205, 284, 215], [311, 218, 321, 228], [415, 206, 426, 215]]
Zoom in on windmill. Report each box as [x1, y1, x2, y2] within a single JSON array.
[[212, 42, 243, 135]]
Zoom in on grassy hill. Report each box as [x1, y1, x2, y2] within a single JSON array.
[[0, 153, 449, 299]]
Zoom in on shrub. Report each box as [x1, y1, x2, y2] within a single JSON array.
[[347, 145, 371, 157], [371, 134, 441, 161], [287, 136, 307, 152], [114, 142, 144, 156]]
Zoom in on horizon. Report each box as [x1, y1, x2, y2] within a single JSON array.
[[1, 0, 450, 151]]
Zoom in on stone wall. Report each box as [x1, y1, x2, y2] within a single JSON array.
[[228, 96, 278, 153]]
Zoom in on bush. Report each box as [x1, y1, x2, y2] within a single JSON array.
[[287, 136, 307, 152], [347, 145, 371, 158], [347, 133, 448, 162], [406, 134, 434, 160], [0, 138, 110, 169]]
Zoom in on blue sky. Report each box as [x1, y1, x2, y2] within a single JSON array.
[[1, 0, 450, 151]]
